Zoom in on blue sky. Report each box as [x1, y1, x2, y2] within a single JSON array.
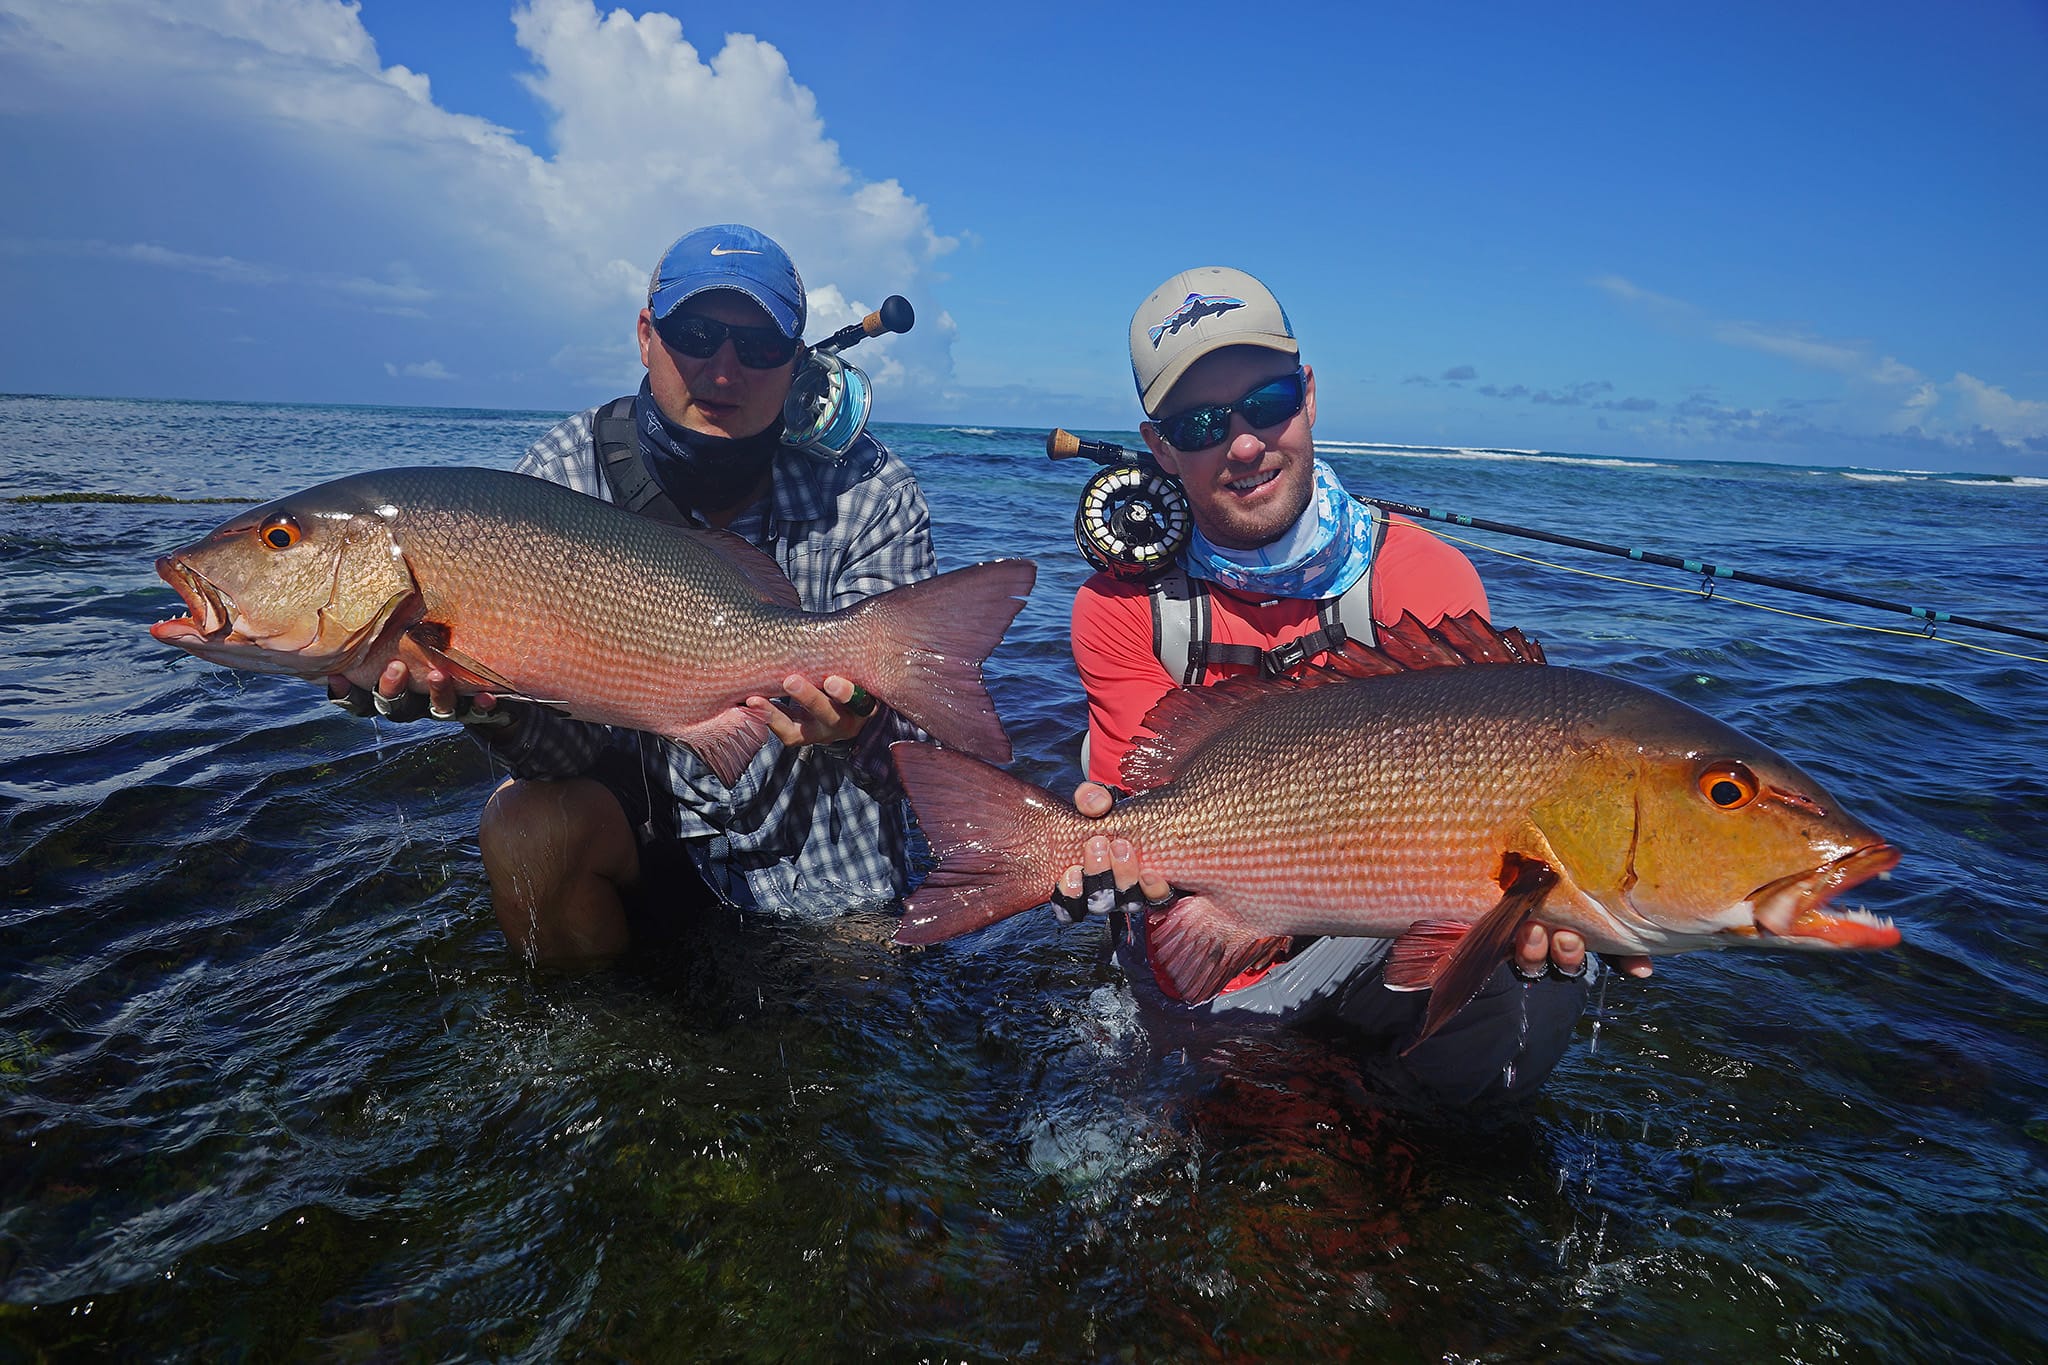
[[1, 0, 2043, 474]]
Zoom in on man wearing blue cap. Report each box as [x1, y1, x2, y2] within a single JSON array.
[[331, 225, 936, 959]]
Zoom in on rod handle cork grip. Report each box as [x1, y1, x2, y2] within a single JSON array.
[[1046, 428, 1135, 463]]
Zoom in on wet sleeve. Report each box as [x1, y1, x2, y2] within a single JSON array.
[[1072, 578, 1178, 789], [1335, 958, 1595, 1107], [473, 703, 614, 781]]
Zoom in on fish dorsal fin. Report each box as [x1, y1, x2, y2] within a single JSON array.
[[1121, 678, 1280, 791], [1364, 610, 1549, 670], [672, 525, 802, 610], [1430, 611, 1549, 666], [1118, 611, 1546, 792]]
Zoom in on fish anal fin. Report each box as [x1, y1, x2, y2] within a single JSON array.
[[399, 622, 521, 694], [1403, 852, 1559, 1054], [673, 705, 774, 787], [1144, 895, 1289, 1003]]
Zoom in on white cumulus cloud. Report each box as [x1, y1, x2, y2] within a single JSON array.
[[0, 0, 957, 403]]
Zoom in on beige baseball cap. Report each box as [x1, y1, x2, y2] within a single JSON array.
[[1129, 266, 1298, 415]]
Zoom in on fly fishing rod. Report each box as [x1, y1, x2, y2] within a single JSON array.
[[1046, 428, 2048, 648]]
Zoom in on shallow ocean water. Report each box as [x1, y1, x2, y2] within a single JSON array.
[[2, 393, 2046, 1359]]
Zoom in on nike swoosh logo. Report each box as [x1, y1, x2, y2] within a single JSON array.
[[709, 246, 763, 256]]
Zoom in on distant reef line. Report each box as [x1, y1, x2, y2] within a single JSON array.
[[8, 492, 258, 504]]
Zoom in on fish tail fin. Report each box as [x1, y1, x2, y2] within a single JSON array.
[[892, 742, 1074, 945], [1396, 852, 1557, 1054], [851, 559, 1036, 764], [1143, 896, 1293, 1004]]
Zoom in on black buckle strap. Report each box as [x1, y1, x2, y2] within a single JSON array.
[[1262, 636, 1308, 676], [1190, 624, 1347, 679]]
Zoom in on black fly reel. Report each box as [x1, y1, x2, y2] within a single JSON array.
[[1074, 462, 1191, 581]]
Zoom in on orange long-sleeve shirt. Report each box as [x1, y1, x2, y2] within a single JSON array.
[[1071, 515, 1489, 788]]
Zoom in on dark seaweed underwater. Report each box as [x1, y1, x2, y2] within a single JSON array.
[[3, 393, 2046, 1361]]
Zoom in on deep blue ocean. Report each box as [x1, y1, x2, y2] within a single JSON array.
[[3, 392, 2045, 1359]]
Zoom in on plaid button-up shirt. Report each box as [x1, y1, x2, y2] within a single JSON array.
[[486, 405, 935, 917]]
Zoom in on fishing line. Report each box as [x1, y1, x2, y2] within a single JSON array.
[[1043, 429, 2046, 658], [1421, 526, 2048, 665], [1366, 494, 2048, 648]]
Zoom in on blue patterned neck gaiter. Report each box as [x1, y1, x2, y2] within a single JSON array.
[[1182, 459, 1374, 600]]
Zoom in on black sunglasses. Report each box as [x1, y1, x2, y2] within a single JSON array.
[[653, 311, 801, 370], [1153, 368, 1306, 452]]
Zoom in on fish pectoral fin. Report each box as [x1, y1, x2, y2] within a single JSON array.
[[1144, 895, 1291, 1004], [400, 622, 521, 695], [1403, 852, 1558, 1055], [674, 706, 775, 788]]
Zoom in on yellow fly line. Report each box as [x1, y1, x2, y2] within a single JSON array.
[[1417, 524, 2048, 667]]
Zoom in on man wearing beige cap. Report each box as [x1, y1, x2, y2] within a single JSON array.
[[1053, 266, 1639, 1106]]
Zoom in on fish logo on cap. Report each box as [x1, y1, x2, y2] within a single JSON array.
[[1148, 293, 1245, 347]]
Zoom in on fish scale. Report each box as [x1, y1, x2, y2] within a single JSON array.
[[1124, 668, 1603, 936], [385, 470, 825, 728]]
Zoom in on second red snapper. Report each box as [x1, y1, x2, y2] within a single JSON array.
[[893, 614, 1900, 1044]]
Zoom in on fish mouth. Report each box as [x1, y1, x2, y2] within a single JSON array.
[[151, 554, 233, 642], [1735, 841, 1903, 949], [150, 550, 415, 675]]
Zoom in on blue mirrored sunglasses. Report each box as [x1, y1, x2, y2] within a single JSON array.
[[1153, 368, 1306, 451]]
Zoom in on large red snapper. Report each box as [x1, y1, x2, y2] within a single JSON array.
[[893, 614, 1900, 1044], [149, 466, 1035, 783]]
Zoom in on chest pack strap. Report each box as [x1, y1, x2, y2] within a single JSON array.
[[1150, 509, 1385, 683], [592, 395, 690, 525]]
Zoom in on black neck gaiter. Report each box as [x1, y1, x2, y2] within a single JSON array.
[[634, 377, 783, 516]]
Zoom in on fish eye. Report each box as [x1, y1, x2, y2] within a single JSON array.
[[260, 516, 301, 550], [1699, 761, 1759, 809]]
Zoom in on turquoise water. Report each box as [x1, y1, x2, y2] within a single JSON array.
[[2, 393, 2045, 1358]]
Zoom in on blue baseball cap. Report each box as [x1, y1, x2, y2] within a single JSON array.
[[646, 224, 806, 341]]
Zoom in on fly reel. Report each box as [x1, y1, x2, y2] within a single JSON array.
[[782, 295, 913, 461], [1073, 462, 1191, 581]]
